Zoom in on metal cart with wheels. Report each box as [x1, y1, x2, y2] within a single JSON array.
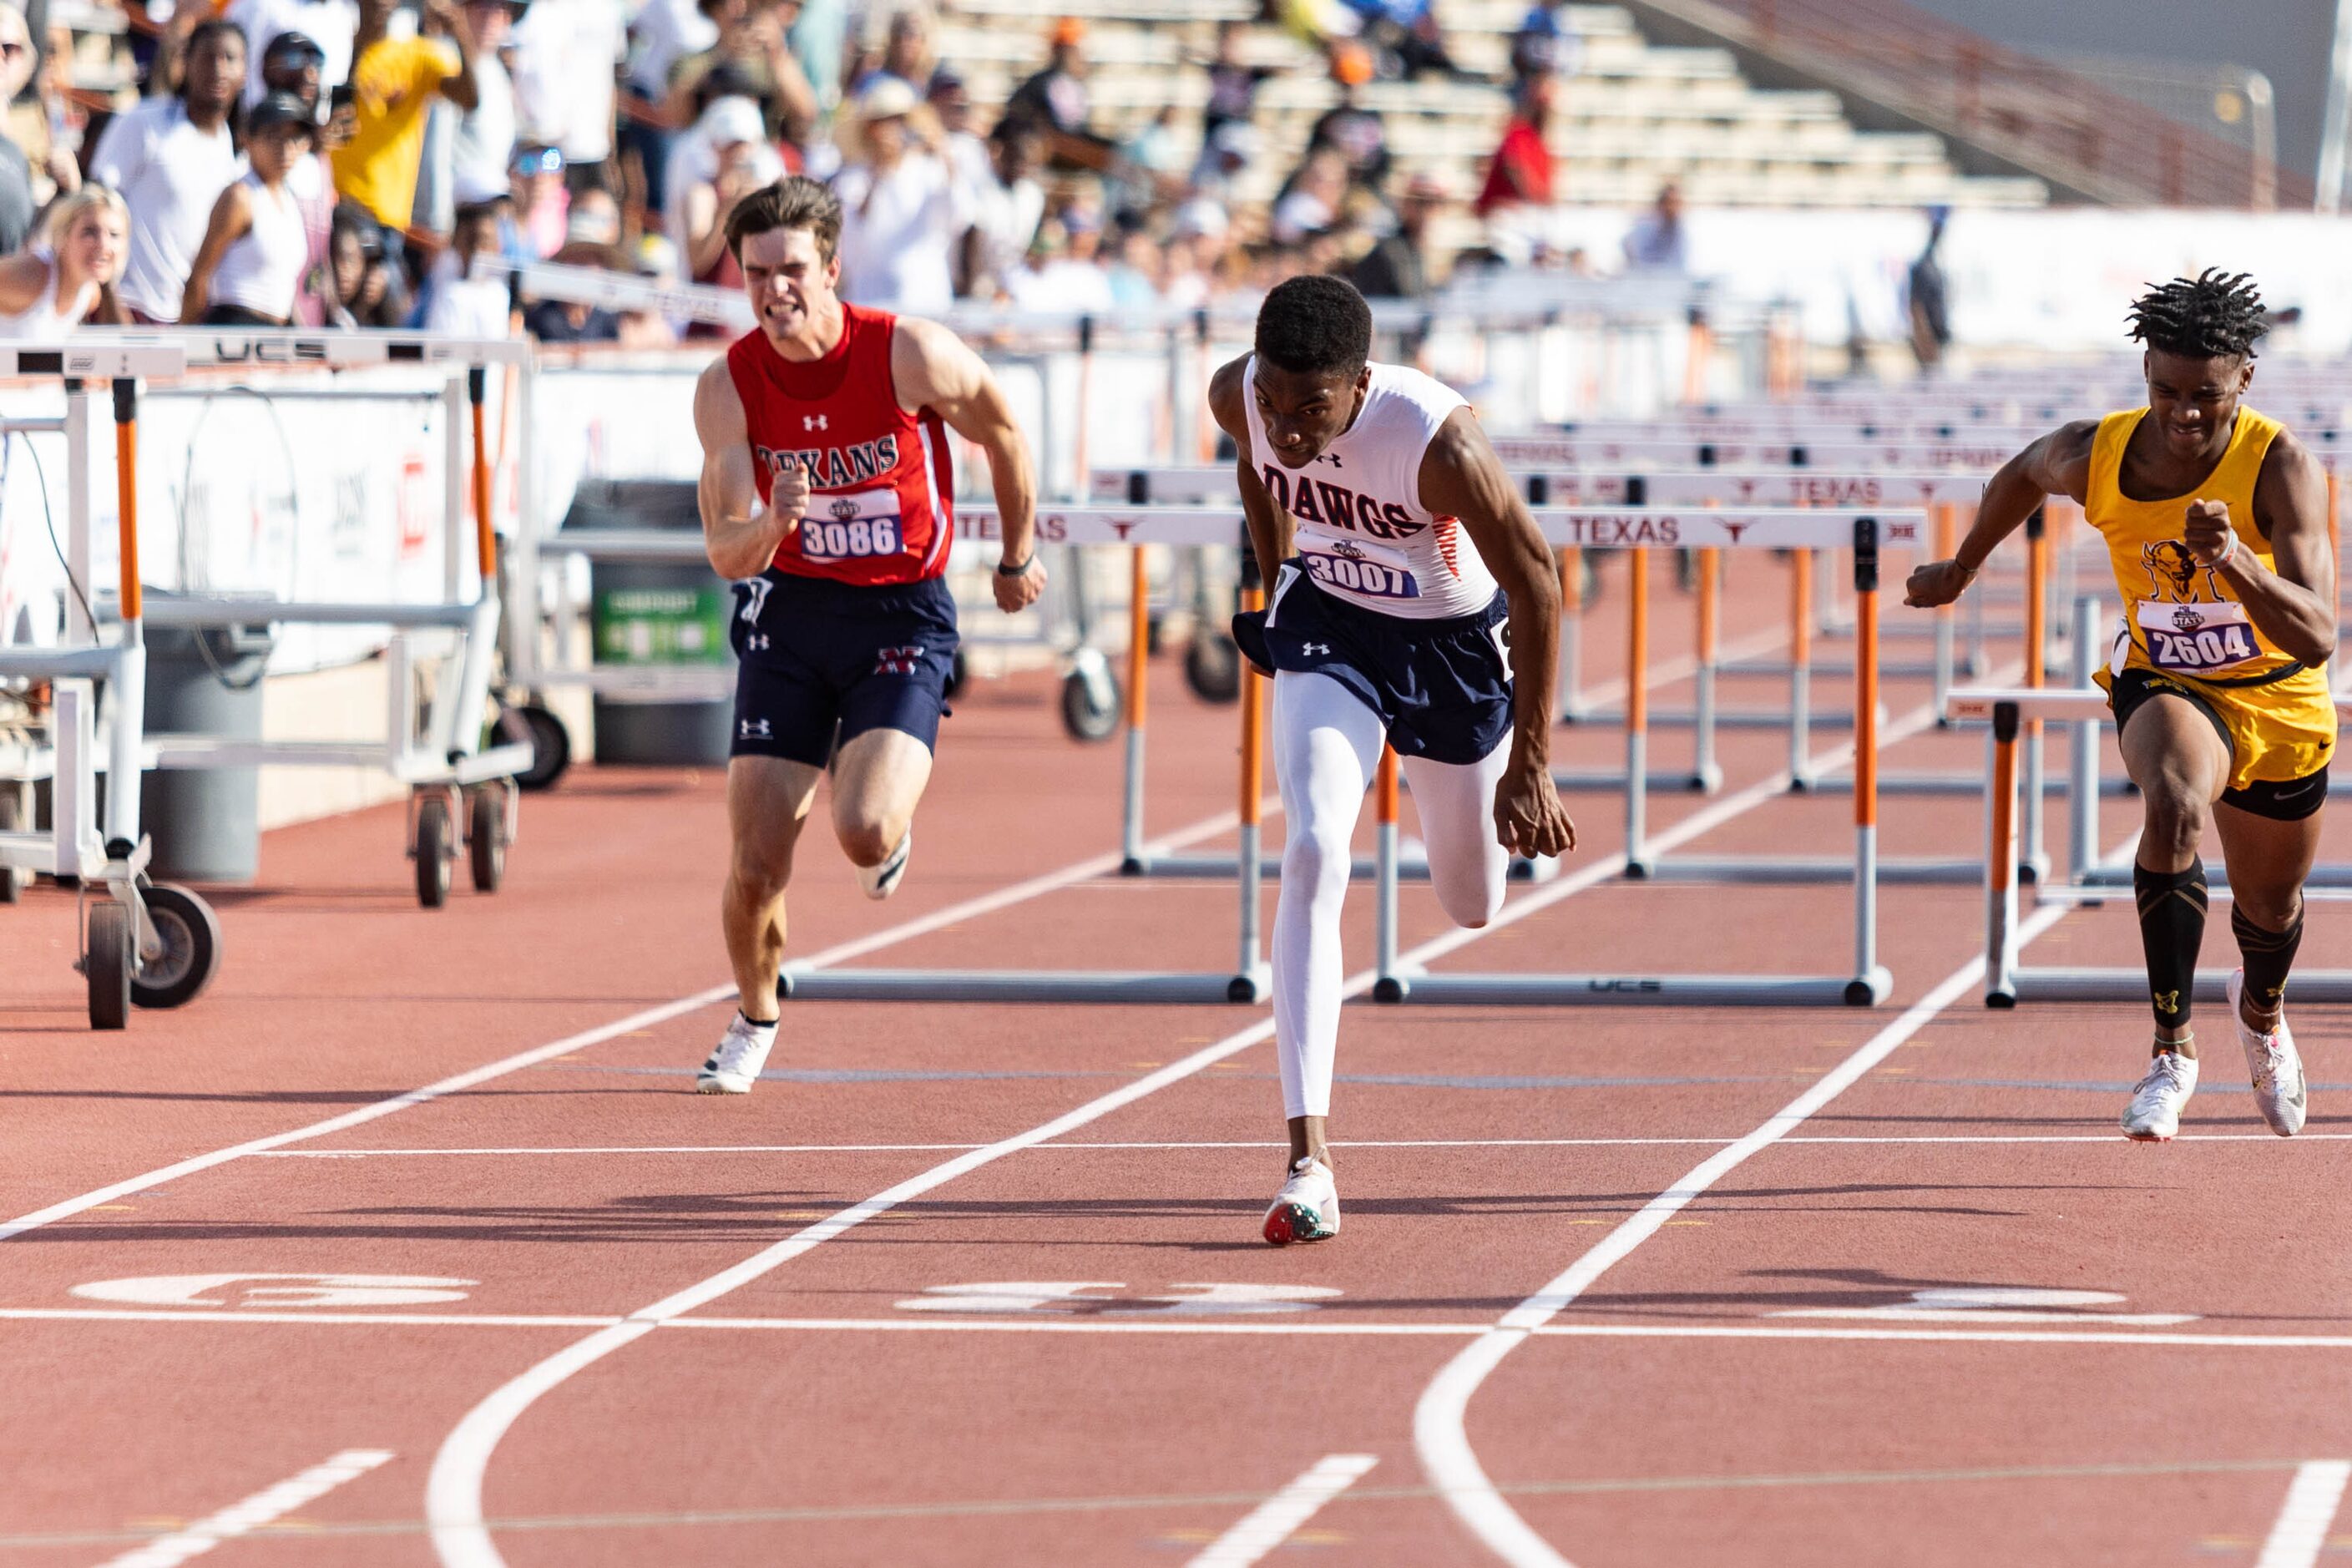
[[0, 343, 227, 1029]]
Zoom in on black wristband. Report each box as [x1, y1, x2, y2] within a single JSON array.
[[997, 555, 1034, 576]]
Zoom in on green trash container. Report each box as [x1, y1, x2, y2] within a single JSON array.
[[577, 480, 736, 766]]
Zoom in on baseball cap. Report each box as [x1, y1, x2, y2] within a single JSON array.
[[261, 30, 326, 67], [855, 75, 920, 123], [247, 91, 317, 134]]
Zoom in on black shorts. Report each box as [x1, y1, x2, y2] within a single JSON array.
[[727, 569, 958, 767], [1233, 561, 1512, 766], [2107, 665, 2330, 822]]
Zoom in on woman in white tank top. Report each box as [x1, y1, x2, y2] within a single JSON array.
[[180, 93, 316, 326], [0, 186, 129, 338]]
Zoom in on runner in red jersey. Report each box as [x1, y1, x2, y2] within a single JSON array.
[[691, 176, 1044, 1094]]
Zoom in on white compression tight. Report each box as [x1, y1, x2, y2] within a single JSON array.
[[1272, 670, 1512, 1120]]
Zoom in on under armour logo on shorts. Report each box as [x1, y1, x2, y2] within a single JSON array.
[[1302, 641, 1331, 657], [740, 717, 772, 738], [875, 645, 923, 675], [804, 414, 827, 432]]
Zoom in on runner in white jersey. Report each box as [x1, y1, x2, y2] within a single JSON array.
[[1210, 275, 1576, 1245]]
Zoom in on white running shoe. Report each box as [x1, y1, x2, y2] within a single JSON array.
[[1262, 1156, 1340, 1246], [2121, 1048, 2198, 1141], [697, 1013, 777, 1095], [2228, 969, 2307, 1137], [856, 831, 912, 902]]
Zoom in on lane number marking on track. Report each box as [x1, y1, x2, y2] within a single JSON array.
[[895, 1282, 1343, 1316], [73, 1274, 477, 1309], [1769, 1286, 2200, 1327]]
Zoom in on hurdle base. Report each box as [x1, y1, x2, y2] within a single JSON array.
[[1646, 856, 1980, 886], [1373, 969, 1882, 1006], [2074, 863, 2352, 891], [1551, 768, 1716, 793], [1992, 967, 2352, 1007], [1799, 773, 2138, 798], [1118, 851, 1552, 883], [1575, 709, 1865, 730], [778, 967, 1268, 1004]]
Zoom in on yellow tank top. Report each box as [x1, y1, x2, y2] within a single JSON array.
[[2086, 405, 2314, 689]]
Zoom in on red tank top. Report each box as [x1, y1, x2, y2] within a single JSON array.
[[725, 303, 954, 584]]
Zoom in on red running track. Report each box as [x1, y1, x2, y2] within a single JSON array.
[[7, 553, 2351, 1567]]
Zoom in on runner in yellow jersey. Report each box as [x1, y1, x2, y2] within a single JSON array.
[[1907, 271, 2336, 1141]]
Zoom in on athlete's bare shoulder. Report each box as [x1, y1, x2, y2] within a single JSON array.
[[888, 314, 990, 408], [693, 354, 746, 450], [1207, 353, 1252, 441], [2014, 417, 2099, 502], [2253, 422, 2329, 534]]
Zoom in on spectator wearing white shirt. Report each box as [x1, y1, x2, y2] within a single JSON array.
[[509, 0, 628, 191], [958, 116, 1040, 301], [828, 74, 967, 315], [423, 201, 514, 334], [450, 0, 522, 205], [225, 0, 358, 103], [180, 92, 316, 325], [89, 18, 245, 325], [619, 0, 715, 212], [256, 31, 339, 321], [1621, 181, 1687, 273]]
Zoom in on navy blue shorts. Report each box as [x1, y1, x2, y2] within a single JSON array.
[[727, 570, 959, 766], [1233, 561, 1513, 766]]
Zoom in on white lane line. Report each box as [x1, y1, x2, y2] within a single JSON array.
[[250, 1130, 2352, 1158], [1412, 896, 2074, 1568], [2255, 1460, 2352, 1568], [1186, 1454, 1379, 1567], [95, 1449, 395, 1568], [424, 684, 1972, 1568], [0, 812, 1243, 1246], [23, 1307, 2352, 1351]]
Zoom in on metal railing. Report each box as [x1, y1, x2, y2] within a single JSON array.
[[1672, 0, 2308, 209]]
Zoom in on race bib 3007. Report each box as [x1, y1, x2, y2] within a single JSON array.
[[1300, 536, 1420, 600], [2137, 599, 2260, 675], [797, 487, 906, 562]]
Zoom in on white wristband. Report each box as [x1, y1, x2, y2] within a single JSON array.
[[2212, 529, 2239, 572]]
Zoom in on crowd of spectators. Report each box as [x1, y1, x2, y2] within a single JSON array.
[[0, 0, 1659, 341]]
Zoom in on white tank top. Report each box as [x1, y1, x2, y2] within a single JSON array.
[[0, 248, 95, 339], [210, 173, 306, 320], [1242, 356, 1497, 619]]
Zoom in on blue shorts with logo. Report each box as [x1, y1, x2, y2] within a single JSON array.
[[727, 569, 959, 766], [1233, 560, 1513, 766]]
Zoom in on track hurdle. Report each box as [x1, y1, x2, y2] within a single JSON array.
[[1370, 513, 1898, 1009], [1963, 686, 2352, 1008], [0, 341, 219, 1029]]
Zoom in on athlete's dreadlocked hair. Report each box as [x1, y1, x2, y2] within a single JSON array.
[[2126, 270, 2269, 361], [1256, 275, 1373, 378]]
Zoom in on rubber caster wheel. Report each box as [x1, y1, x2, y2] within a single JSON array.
[[87, 899, 131, 1029], [1183, 633, 1240, 703], [0, 788, 27, 903], [1060, 666, 1120, 743], [131, 883, 222, 1009], [415, 795, 453, 908], [501, 704, 570, 792], [943, 649, 969, 702], [468, 786, 507, 893]]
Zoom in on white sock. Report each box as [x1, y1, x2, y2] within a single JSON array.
[[1271, 671, 1384, 1121]]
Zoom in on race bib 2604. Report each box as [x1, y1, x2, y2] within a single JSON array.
[[1300, 535, 1419, 599], [797, 487, 905, 562], [2137, 599, 2259, 675]]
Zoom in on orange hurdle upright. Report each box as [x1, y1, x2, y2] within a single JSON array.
[[1373, 746, 1400, 984], [1120, 544, 1151, 868], [2019, 507, 2050, 883], [1233, 580, 1272, 1002], [1624, 544, 1651, 875]]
